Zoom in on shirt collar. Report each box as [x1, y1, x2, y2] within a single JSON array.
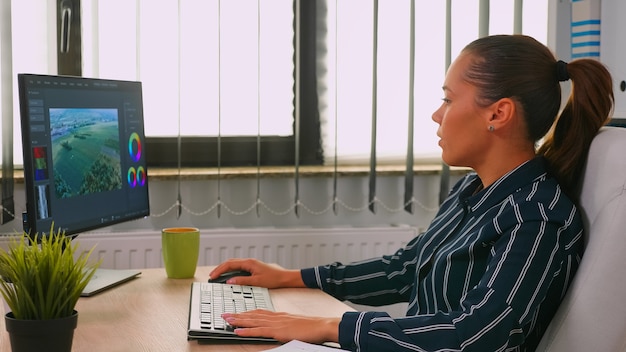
[[460, 157, 549, 214]]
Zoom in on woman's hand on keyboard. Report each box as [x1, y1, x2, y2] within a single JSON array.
[[222, 310, 340, 344], [209, 258, 306, 288]]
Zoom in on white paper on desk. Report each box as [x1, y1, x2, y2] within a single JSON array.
[[262, 340, 350, 352]]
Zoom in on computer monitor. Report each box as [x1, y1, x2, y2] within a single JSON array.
[[18, 73, 150, 238]]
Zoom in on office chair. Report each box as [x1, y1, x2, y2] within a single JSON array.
[[536, 126, 626, 351]]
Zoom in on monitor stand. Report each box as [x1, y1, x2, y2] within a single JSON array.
[[80, 268, 141, 297]]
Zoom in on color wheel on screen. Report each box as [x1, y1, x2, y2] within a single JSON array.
[[127, 166, 146, 188], [137, 166, 146, 186], [128, 132, 142, 162], [127, 167, 137, 187]]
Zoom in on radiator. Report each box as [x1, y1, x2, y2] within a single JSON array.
[[68, 226, 419, 270]]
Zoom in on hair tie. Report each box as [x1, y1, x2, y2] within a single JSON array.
[[556, 60, 570, 82]]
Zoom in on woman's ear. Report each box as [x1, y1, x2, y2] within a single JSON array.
[[488, 98, 516, 129]]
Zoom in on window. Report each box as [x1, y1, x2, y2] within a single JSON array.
[[85, 0, 317, 167], [322, 0, 548, 164], [6, 0, 548, 168]]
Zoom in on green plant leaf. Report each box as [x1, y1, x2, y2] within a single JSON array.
[[0, 225, 101, 320]]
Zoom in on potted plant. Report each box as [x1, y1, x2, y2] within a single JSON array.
[[0, 226, 100, 352]]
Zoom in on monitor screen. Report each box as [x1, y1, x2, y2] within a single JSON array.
[[18, 73, 150, 237]]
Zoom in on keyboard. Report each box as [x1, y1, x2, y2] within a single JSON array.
[[187, 282, 276, 341]]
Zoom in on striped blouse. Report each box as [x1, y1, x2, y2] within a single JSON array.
[[301, 157, 583, 352]]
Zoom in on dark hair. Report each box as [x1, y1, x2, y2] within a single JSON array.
[[461, 34, 614, 198]]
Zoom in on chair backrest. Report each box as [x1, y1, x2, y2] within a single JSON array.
[[536, 126, 626, 351]]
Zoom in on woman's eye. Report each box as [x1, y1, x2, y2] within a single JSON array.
[[441, 98, 451, 104]]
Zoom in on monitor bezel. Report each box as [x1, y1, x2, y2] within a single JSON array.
[[18, 73, 150, 238]]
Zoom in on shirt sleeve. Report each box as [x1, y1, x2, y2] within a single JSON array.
[[301, 234, 423, 306], [305, 218, 580, 351]]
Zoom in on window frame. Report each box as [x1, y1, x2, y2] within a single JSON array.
[[57, 0, 323, 168]]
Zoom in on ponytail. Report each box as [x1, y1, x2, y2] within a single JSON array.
[[536, 59, 614, 197]]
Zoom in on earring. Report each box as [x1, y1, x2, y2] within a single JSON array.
[[488, 125, 495, 132]]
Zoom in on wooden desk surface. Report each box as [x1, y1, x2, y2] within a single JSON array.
[[0, 267, 353, 352]]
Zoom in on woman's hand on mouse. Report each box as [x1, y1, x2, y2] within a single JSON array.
[[209, 258, 306, 288]]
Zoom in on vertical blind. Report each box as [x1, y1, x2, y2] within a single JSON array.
[[1, 0, 549, 221], [0, 0, 13, 223]]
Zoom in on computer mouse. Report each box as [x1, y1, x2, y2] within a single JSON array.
[[208, 270, 252, 283]]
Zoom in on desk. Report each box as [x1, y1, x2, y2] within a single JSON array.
[[0, 267, 353, 352]]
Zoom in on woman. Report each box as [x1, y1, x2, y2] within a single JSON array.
[[210, 35, 614, 351]]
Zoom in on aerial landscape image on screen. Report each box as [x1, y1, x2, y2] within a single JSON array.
[[50, 108, 122, 198]]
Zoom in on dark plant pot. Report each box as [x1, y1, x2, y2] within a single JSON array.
[[5, 310, 78, 352]]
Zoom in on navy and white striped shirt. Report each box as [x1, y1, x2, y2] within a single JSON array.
[[301, 157, 583, 351]]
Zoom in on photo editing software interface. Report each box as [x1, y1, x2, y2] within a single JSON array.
[[18, 74, 150, 237]]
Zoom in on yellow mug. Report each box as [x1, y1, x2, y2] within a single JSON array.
[[161, 227, 200, 279]]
